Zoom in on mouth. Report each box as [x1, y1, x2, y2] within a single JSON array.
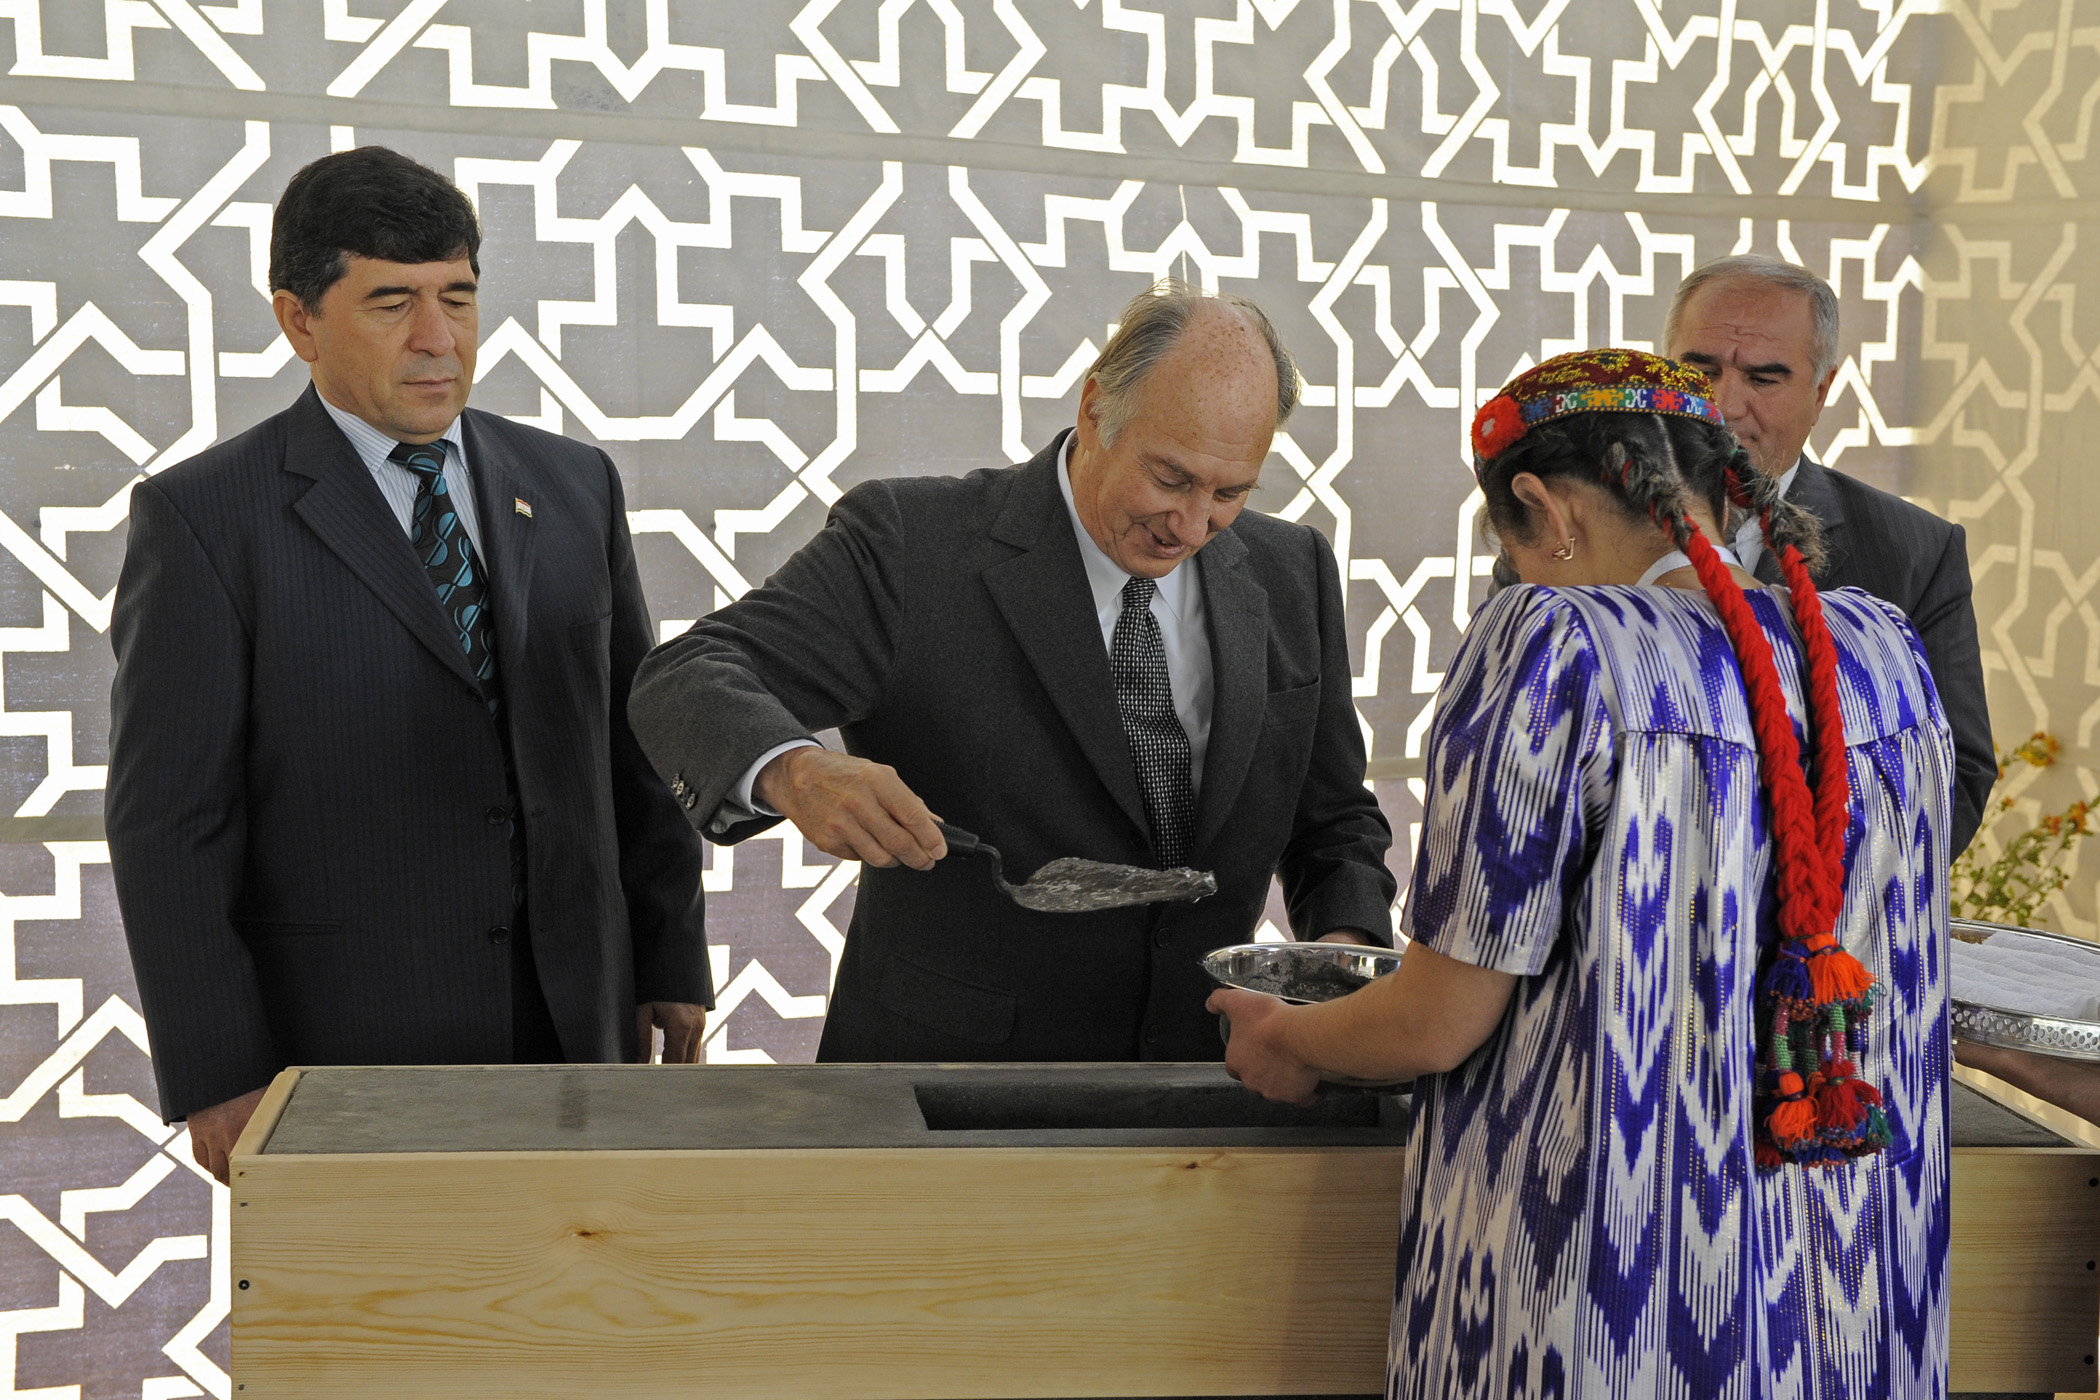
[[1142, 525, 1189, 557]]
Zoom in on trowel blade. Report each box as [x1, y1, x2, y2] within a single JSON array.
[[1005, 857, 1219, 914]]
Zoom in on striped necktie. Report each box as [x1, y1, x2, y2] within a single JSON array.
[[389, 440, 499, 697], [390, 440, 524, 912], [1110, 575, 1194, 868]]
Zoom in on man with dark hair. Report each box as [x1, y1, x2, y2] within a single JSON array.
[[108, 147, 711, 1183], [628, 283, 1394, 1063], [1663, 254, 1994, 853]]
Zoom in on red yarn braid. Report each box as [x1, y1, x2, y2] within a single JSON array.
[[1671, 489, 1883, 1169], [1674, 524, 1835, 940]]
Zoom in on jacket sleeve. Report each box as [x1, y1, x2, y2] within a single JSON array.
[[106, 479, 280, 1121], [598, 455, 714, 1008], [1911, 520, 1994, 855], [1277, 527, 1400, 944], [627, 481, 910, 844]]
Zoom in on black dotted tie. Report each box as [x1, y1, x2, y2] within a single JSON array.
[[1110, 576, 1193, 868]]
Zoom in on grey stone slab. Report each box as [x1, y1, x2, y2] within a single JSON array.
[[260, 1063, 1410, 1154]]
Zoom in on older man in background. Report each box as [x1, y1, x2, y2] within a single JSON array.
[[1663, 254, 1995, 854], [630, 282, 1395, 1062]]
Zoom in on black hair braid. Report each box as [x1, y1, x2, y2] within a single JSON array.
[[1599, 429, 1697, 544], [1722, 449, 1827, 575]]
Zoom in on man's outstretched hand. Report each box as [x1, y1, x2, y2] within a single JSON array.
[[756, 746, 946, 870]]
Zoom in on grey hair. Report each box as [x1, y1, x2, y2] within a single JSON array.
[[1665, 254, 1842, 378], [1086, 279, 1300, 445]]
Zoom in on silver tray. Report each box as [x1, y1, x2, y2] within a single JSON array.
[[1949, 917, 2100, 1063], [1202, 942, 1408, 1092], [1202, 942, 1405, 1004]]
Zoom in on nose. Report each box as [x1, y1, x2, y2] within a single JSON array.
[[405, 297, 456, 357], [1707, 368, 1751, 428], [1166, 498, 1211, 547]]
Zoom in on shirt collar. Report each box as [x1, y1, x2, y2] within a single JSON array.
[[1732, 454, 1807, 551], [317, 392, 466, 474], [1055, 434, 1192, 622], [1776, 456, 1802, 499]]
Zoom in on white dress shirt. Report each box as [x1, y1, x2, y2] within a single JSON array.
[[317, 395, 484, 556], [709, 436, 1217, 833], [1731, 457, 1802, 578], [1053, 434, 1214, 794]]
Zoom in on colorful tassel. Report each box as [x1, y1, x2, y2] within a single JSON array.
[[1808, 946, 1874, 1006]]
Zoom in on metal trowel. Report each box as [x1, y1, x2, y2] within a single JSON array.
[[935, 822, 1217, 914]]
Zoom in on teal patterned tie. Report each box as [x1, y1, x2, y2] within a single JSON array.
[[391, 440, 525, 910], [390, 440, 499, 699]]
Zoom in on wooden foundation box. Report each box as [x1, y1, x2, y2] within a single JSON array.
[[228, 1062, 2098, 1398]]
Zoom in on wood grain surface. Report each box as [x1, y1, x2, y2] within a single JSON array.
[[1948, 1147, 2100, 1394], [231, 1145, 1401, 1399]]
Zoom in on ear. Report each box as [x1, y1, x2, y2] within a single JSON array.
[[1074, 374, 1111, 456], [1811, 362, 1838, 416], [272, 290, 322, 366], [1509, 471, 1578, 546]]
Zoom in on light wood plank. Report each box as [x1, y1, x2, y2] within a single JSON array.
[[230, 1067, 302, 1163], [232, 1146, 1402, 1399], [1950, 1148, 2100, 1394]]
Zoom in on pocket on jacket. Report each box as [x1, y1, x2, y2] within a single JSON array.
[[1263, 680, 1321, 728], [878, 953, 1018, 1046], [234, 919, 342, 938]]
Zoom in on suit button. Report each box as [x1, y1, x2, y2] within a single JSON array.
[[1154, 931, 1171, 949], [1143, 1028, 1160, 1045], [487, 926, 511, 945], [486, 805, 509, 825]]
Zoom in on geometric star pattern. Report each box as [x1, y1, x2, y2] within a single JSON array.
[[0, 2, 2087, 1393]]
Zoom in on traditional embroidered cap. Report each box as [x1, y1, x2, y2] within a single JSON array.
[[1470, 348, 1726, 468]]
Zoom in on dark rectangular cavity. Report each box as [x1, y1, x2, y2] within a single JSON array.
[[259, 1063, 1410, 1154], [914, 1081, 1382, 1131]]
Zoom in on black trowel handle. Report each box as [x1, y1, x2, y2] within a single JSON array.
[[935, 822, 990, 859]]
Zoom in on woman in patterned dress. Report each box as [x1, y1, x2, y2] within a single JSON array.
[[1211, 349, 1952, 1399]]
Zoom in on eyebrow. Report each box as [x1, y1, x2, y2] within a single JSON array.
[[363, 281, 478, 301], [1679, 350, 1795, 378], [1142, 453, 1259, 492]]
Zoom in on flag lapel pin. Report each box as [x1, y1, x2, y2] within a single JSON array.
[[514, 497, 533, 518]]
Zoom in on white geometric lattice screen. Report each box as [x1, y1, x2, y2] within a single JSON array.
[[1, 3, 2087, 1395]]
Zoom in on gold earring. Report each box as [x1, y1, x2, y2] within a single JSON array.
[[1552, 537, 1576, 561]]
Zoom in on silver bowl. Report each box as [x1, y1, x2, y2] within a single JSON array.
[[1202, 941, 1404, 1004], [1950, 917, 2100, 1063], [1203, 942, 1408, 1092]]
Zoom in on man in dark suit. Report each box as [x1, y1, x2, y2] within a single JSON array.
[[107, 148, 711, 1183], [1662, 255, 1995, 853], [629, 285, 1395, 1062]]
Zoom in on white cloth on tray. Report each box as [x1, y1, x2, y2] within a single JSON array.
[[1950, 934, 2100, 1021]]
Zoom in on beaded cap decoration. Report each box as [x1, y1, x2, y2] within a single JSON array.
[[1470, 348, 1726, 467]]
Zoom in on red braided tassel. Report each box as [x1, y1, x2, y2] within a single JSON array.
[[1774, 540, 1851, 884], [1679, 516, 1885, 1169], [1678, 527, 1827, 940]]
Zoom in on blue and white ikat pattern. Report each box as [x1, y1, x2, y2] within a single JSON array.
[[1393, 583, 1953, 1400]]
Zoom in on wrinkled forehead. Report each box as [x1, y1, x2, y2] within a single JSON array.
[[1673, 280, 1816, 364]]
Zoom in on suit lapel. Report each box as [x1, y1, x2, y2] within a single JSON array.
[[981, 436, 1152, 841], [461, 411, 539, 675], [1189, 528, 1267, 860], [1788, 456, 1851, 586], [284, 387, 482, 692]]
